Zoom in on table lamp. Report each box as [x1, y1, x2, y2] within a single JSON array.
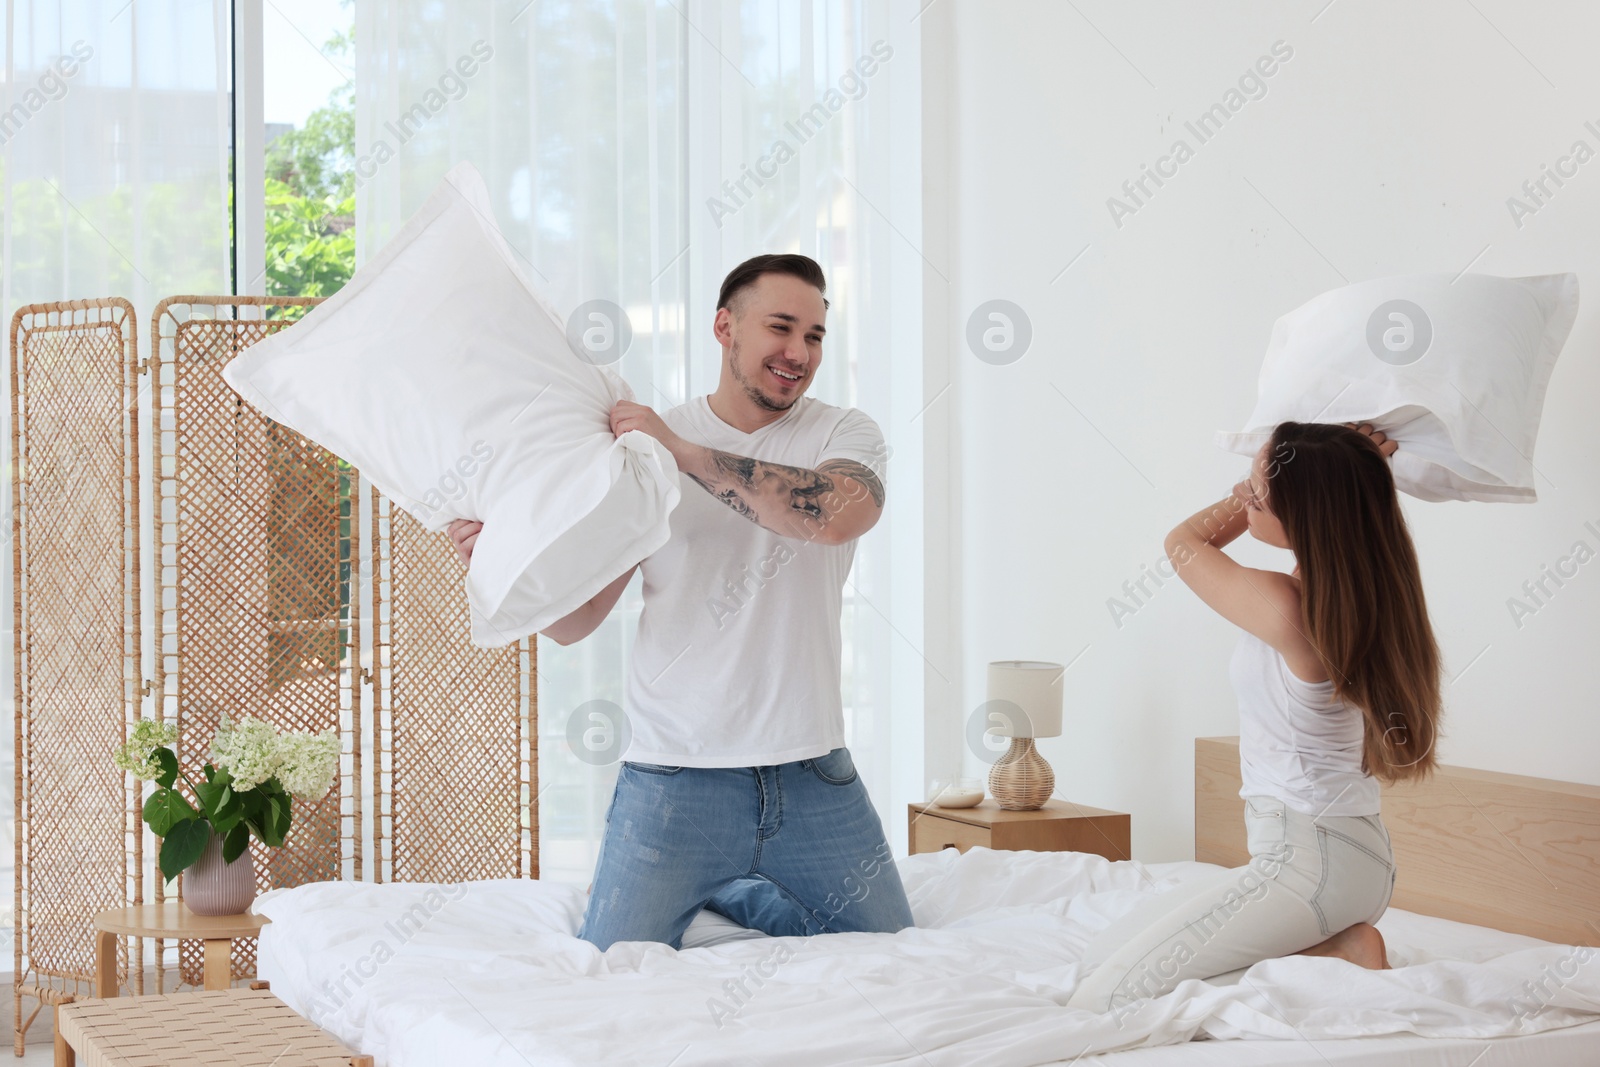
[[985, 659, 1064, 810]]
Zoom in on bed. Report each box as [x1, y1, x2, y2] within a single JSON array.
[[254, 739, 1600, 1066]]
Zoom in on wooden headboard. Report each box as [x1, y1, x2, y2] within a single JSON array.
[[1196, 736, 1600, 946]]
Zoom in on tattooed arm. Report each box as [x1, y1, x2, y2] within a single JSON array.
[[677, 448, 885, 545], [609, 400, 885, 545]]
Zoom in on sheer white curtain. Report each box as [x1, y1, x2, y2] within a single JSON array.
[[1, 2, 232, 313], [357, 0, 923, 883], [0, 0, 232, 963]]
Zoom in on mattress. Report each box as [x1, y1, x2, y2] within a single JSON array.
[[255, 848, 1600, 1066]]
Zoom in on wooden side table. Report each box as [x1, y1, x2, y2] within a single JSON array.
[[54, 983, 370, 1067], [908, 798, 1131, 860], [92, 903, 270, 997]]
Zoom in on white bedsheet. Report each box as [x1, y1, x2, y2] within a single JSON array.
[[255, 848, 1600, 1066]]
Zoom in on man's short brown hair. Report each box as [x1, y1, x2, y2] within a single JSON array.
[[717, 253, 830, 314]]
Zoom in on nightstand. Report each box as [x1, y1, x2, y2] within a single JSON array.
[[908, 798, 1131, 860]]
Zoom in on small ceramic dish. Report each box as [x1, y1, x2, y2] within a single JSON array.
[[928, 777, 985, 808]]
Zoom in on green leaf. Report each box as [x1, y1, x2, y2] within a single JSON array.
[[143, 787, 197, 837], [210, 788, 246, 836], [158, 819, 209, 882], [153, 748, 179, 789], [276, 790, 294, 836], [261, 792, 291, 848], [222, 822, 251, 864], [194, 779, 229, 820], [239, 788, 266, 832], [238, 788, 281, 847]]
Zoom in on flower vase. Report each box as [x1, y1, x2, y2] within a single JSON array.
[[182, 828, 256, 916]]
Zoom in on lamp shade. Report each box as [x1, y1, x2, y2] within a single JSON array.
[[986, 660, 1064, 739]]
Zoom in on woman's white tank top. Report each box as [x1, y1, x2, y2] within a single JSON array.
[[1228, 631, 1381, 816]]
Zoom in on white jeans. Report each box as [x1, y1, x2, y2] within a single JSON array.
[[1067, 794, 1396, 1013]]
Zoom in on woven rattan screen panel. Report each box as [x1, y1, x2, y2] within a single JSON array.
[[370, 492, 537, 882], [9, 300, 140, 1048], [150, 296, 360, 989], [11, 293, 541, 1051]]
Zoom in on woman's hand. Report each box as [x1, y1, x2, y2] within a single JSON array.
[[1346, 422, 1398, 458], [447, 519, 483, 567]]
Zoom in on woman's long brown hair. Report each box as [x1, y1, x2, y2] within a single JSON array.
[[1264, 422, 1441, 782]]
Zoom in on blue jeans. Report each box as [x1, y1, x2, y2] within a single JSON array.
[[577, 747, 914, 950]]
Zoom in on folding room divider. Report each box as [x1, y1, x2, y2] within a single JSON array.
[[9, 296, 538, 1052], [9, 298, 141, 1051]]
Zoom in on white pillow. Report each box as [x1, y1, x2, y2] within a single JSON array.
[[1215, 272, 1578, 502], [222, 162, 680, 647]]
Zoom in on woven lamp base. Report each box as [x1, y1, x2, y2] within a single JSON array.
[[988, 737, 1055, 810]]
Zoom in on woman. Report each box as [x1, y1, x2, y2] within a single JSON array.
[[1067, 421, 1441, 1014]]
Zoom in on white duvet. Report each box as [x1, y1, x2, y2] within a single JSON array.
[[255, 848, 1600, 1066]]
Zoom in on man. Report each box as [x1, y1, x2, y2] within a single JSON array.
[[449, 253, 912, 950]]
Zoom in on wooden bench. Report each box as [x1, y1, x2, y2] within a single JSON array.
[[54, 983, 370, 1067]]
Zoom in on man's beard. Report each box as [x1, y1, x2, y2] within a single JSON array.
[[729, 339, 799, 413]]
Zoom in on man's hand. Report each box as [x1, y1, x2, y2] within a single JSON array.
[[1346, 421, 1398, 458], [610, 400, 682, 452], [447, 518, 482, 567]]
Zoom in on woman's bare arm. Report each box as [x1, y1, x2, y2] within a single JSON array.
[[1163, 495, 1314, 668]]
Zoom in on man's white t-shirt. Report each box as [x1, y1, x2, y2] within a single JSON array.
[[622, 395, 887, 768]]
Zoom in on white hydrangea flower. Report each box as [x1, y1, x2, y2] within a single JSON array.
[[211, 716, 283, 792], [210, 716, 339, 799], [275, 730, 340, 799], [112, 719, 180, 781]]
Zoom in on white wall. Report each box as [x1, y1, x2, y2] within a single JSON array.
[[924, 0, 1600, 862]]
